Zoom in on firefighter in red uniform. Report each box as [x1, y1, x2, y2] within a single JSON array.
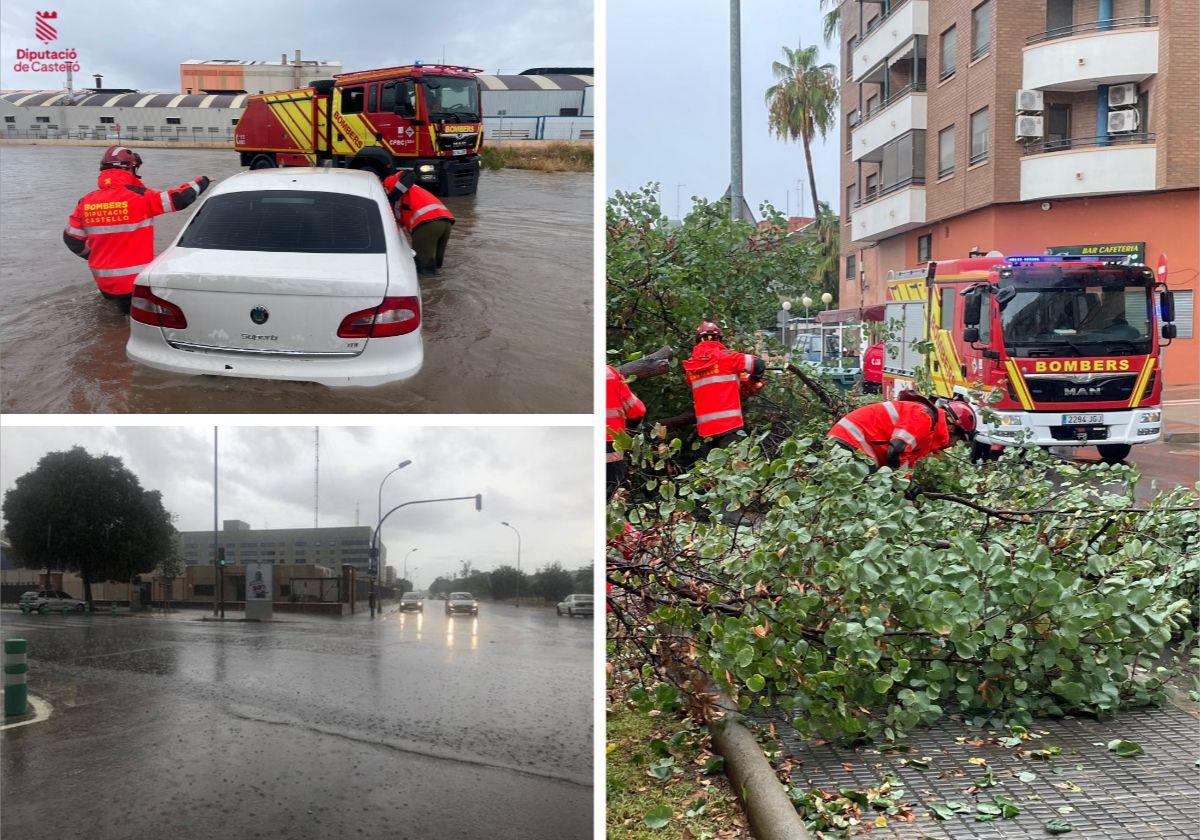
[[383, 169, 455, 276], [828, 393, 976, 470], [62, 146, 210, 311], [606, 365, 647, 498], [683, 322, 766, 447]]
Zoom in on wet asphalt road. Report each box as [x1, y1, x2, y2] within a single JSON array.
[[0, 146, 592, 413], [0, 603, 593, 839]]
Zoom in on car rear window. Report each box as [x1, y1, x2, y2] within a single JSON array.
[[179, 190, 385, 254]]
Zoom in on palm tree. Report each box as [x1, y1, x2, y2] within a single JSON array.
[[819, 0, 840, 48], [808, 202, 840, 300], [765, 44, 839, 215]]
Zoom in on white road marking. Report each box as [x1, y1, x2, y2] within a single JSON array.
[[0, 692, 52, 730]]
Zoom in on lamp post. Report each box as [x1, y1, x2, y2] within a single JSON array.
[[403, 548, 418, 590], [802, 295, 813, 320], [374, 460, 412, 617], [821, 292, 833, 310], [675, 183, 687, 221], [500, 521, 521, 607]]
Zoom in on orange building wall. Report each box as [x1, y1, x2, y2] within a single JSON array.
[[180, 65, 245, 94], [850, 189, 1200, 386]]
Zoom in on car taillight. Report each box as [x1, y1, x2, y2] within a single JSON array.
[[337, 296, 421, 338], [130, 285, 187, 329]]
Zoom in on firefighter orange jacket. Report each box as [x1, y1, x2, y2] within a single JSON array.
[[828, 399, 951, 468], [606, 365, 647, 462], [683, 340, 760, 438]]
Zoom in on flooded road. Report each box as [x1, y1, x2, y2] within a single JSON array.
[[0, 146, 592, 413], [1, 604, 592, 838]]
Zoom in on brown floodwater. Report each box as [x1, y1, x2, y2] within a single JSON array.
[[0, 146, 592, 413]]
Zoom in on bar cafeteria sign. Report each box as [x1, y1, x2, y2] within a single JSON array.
[[1045, 242, 1146, 263]]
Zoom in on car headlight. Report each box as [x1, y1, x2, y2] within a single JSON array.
[[1138, 411, 1161, 422]]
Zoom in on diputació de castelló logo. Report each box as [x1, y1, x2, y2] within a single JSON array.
[[13, 11, 80, 73]]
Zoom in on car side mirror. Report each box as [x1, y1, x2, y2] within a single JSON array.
[[963, 326, 980, 344], [1159, 290, 1176, 323], [1162, 323, 1177, 340], [962, 291, 981, 327]]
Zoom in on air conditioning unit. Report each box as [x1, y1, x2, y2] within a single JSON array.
[[1015, 89, 1044, 112], [1108, 83, 1138, 108], [1016, 114, 1044, 139], [1108, 109, 1140, 133]]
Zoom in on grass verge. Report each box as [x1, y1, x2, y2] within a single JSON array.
[[607, 691, 748, 839], [480, 141, 593, 172]]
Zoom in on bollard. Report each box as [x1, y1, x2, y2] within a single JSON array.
[[4, 638, 29, 717], [111, 602, 117, 616]]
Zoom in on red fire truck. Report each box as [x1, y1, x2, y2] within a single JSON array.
[[234, 64, 483, 196], [881, 253, 1178, 463]]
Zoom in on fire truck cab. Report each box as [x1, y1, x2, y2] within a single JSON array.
[[882, 253, 1178, 463], [234, 64, 483, 196]]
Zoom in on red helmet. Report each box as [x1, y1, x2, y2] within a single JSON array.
[[944, 400, 977, 435], [695, 321, 723, 342], [100, 145, 142, 175]]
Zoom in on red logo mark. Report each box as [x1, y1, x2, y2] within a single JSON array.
[[35, 10, 58, 43]]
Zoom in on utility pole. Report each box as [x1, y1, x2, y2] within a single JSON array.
[[313, 428, 319, 529], [729, 0, 743, 221], [675, 183, 687, 221], [212, 427, 218, 617], [500, 522, 521, 607]]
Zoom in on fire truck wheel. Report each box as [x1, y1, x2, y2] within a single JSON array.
[[1097, 444, 1132, 465], [249, 155, 276, 170]]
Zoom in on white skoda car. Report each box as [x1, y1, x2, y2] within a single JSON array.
[[126, 168, 422, 387]]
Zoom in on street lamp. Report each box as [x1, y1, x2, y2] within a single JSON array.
[[374, 460, 412, 617], [802, 295, 813, 320], [500, 521, 521, 607], [403, 548, 418, 589], [821, 292, 834, 310]]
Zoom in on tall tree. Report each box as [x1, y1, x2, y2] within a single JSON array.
[[808, 201, 841, 300], [819, 0, 841, 48], [2, 447, 176, 607], [765, 44, 839, 215]]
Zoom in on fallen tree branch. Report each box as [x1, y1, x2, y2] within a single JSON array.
[[617, 346, 674, 380]]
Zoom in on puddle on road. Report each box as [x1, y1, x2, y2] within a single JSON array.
[[0, 146, 592, 413]]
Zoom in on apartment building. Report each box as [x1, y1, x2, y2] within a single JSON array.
[[177, 520, 384, 574], [839, 0, 1199, 384]]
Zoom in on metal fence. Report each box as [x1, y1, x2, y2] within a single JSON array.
[[2, 128, 235, 143]]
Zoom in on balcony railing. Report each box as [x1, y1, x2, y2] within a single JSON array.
[[851, 0, 913, 47], [852, 175, 925, 209], [1022, 132, 1155, 156], [862, 82, 926, 121], [1025, 15, 1157, 47]]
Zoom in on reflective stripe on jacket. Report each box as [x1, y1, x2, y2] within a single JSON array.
[[827, 399, 949, 467], [397, 184, 454, 231], [64, 169, 202, 295], [606, 366, 646, 460], [683, 340, 758, 438]]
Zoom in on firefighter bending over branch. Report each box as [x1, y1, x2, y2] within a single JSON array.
[[62, 146, 210, 312], [383, 169, 455, 277], [605, 365, 647, 498], [828, 392, 976, 470], [683, 321, 766, 448]]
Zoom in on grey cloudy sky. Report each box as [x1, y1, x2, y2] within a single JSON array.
[[0, 426, 593, 589], [0, 0, 593, 90], [608, 0, 842, 217]]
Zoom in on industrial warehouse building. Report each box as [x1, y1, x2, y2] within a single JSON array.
[[0, 63, 593, 143], [176, 520, 385, 575]]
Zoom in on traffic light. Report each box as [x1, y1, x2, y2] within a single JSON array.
[[218, 547, 226, 566]]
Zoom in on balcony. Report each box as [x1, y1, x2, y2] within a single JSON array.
[[1019, 134, 1156, 201], [1022, 17, 1159, 91], [851, 177, 926, 242], [853, 0, 928, 82], [852, 84, 926, 162]]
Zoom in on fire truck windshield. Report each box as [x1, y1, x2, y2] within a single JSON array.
[[422, 76, 479, 122], [998, 270, 1153, 357]]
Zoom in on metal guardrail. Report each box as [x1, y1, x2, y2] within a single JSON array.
[[863, 82, 927, 121], [852, 175, 926, 209], [1025, 15, 1158, 46], [2, 129, 234, 142], [851, 0, 914, 47], [1023, 131, 1155, 156]]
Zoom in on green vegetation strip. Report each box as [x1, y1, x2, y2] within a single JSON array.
[[480, 141, 592, 173]]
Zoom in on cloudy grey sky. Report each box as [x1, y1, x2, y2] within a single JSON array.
[[0, 0, 592, 90], [608, 0, 841, 217], [0, 426, 593, 589]]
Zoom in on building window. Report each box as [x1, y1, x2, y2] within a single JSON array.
[[865, 172, 878, 200], [971, 2, 992, 61], [166, 117, 181, 125], [341, 86, 364, 115], [938, 125, 955, 177], [3, 116, 13, 123], [970, 108, 989, 165], [940, 288, 956, 331], [865, 94, 879, 118], [940, 26, 957, 79], [559, 107, 579, 116], [917, 234, 932, 263], [1045, 104, 1071, 150], [845, 183, 856, 218], [36, 116, 50, 123], [99, 116, 115, 124], [1175, 290, 1194, 339], [846, 254, 856, 283], [194, 584, 214, 596], [231, 118, 239, 125]]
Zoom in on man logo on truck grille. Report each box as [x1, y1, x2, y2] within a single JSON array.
[[250, 306, 269, 325]]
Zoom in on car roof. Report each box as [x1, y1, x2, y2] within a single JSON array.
[[209, 168, 383, 199], [449, 592, 473, 597]]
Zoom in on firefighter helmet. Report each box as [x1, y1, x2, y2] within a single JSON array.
[[100, 145, 142, 175], [695, 321, 723, 342], [944, 400, 977, 436]]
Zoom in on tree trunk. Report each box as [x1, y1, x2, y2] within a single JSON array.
[[617, 346, 675, 380], [82, 569, 93, 610], [802, 131, 820, 215]]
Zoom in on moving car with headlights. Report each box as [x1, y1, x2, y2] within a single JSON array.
[[399, 592, 423, 612], [556, 593, 593, 617], [126, 168, 423, 388], [445, 592, 479, 616], [20, 590, 86, 614]]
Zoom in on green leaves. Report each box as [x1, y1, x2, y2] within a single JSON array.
[[1107, 739, 1144, 757], [1045, 817, 1074, 833], [745, 674, 766, 693], [642, 804, 672, 829]]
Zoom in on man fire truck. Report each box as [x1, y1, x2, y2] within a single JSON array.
[[881, 253, 1177, 464], [234, 64, 483, 196]]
